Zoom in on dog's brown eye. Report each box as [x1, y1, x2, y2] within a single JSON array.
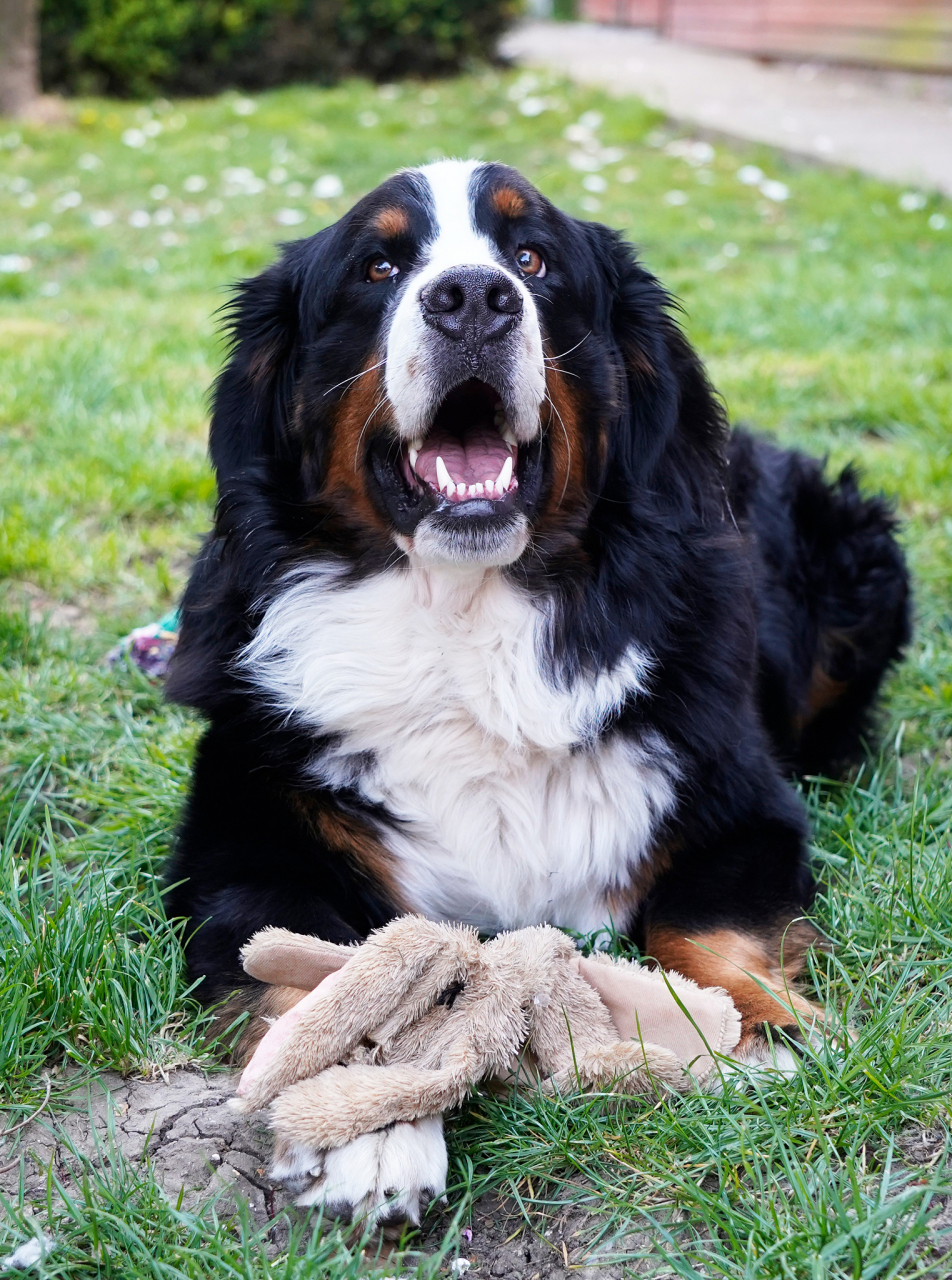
[[366, 256, 399, 283], [515, 247, 545, 278]]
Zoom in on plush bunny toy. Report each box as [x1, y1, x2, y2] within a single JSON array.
[[232, 916, 741, 1227]]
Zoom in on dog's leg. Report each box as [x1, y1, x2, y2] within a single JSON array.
[[643, 918, 826, 1074]]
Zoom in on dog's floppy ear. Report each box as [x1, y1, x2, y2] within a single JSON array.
[[583, 221, 728, 498], [209, 230, 333, 484]]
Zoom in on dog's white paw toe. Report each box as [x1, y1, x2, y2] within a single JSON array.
[[272, 1116, 447, 1231]]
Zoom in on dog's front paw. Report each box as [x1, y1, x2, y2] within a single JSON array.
[[270, 1116, 447, 1234]]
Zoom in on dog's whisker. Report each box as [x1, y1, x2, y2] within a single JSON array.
[[544, 391, 572, 507], [354, 396, 389, 471], [323, 360, 386, 399], [544, 331, 592, 364]]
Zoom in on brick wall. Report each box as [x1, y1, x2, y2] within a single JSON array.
[[577, 0, 952, 71]]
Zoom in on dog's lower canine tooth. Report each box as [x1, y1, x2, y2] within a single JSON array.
[[497, 456, 513, 492], [501, 427, 517, 448], [435, 455, 452, 494], [408, 447, 419, 470]]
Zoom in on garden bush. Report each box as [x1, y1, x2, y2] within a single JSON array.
[[40, 0, 520, 97]]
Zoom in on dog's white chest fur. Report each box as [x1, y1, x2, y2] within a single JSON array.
[[243, 562, 677, 935]]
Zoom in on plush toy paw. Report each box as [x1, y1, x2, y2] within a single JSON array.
[[270, 1115, 448, 1234]]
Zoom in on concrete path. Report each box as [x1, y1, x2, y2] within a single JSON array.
[[501, 22, 952, 196]]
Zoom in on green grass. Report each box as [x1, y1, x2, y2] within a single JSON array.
[[1, 67, 951, 1278]]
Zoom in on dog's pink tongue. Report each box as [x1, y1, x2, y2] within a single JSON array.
[[414, 427, 512, 489]]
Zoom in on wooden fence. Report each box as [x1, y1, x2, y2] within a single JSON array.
[[578, 1, 952, 71]]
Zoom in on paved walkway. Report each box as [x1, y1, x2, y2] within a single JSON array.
[[501, 22, 952, 196]]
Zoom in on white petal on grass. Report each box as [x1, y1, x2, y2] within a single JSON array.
[[929, 213, 947, 229], [666, 138, 715, 165], [358, 111, 379, 127], [722, 242, 739, 258], [760, 179, 790, 202], [40, 281, 60, 296], [737, 165, 763, 186], [599, 146, 624, 164], [2, 131, 23, 148], [52, 191, 82, 213], [580, 196, 601, 213], [26, 222, 51, 240], [578, 110, 602, 129], [159, 231, 180, 246], [563, 123, 591, 143], [153, 207, 174, 225], [274, 208, 306, 225], [150, 184, 170, 200], [568, 151, 601, 172], [872, 262, 895, 277], [122, 128, 147, 148], [18, 193, 37, 208], [582, 174, 607, 193], [89, 209, 115, 227], [0, 254, 31, 273], [285, 181, 305, 198], [616, 166, 639, 183], [128, 210, 151, 228], [10, 177, 29, 193], [663, 189, 688, 205], [183, 174, 207, 193], [142, 120, 162, 137], [312, 174, 343, 199], [268, 166, 288, 184], [181, 206, 202, 224], [222, 167, 266, 195], [205, 199, 224, 215], [518, 97, 546, 117], [1, 1234, 54, 1269], [142, 257, 159, 273], [77, 152, 101, 170], [233, 97, 257, 115], [899, 191, 927, 212]]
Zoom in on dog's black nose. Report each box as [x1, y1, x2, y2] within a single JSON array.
[[420, 267, 522, 344]]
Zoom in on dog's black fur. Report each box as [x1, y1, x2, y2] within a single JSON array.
[[165, 163, 910, 1047]]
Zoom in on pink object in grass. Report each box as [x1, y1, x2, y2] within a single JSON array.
[[236, 965, 349, 1097]]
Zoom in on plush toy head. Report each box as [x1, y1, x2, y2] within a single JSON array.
[[233, 918, 742, 1157]]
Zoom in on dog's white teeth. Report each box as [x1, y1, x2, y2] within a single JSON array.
[[500, 426, 518, 448], [497, 456, 513, 492], [408, 446, 419, 471], [435, 455, 452, 495], [469, 483, 482, 498], [456, 482, 468, 498]]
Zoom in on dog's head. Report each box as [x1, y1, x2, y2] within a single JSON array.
[[213, 159, 726, 569]]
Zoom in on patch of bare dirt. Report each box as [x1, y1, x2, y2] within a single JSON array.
[[0, 1069, 294, 1237]]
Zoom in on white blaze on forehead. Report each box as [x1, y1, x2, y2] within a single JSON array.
[[384, 159, 546, 444], [417, 158, 501, 272]]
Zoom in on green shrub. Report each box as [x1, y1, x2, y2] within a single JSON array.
[[40, 0, 520, 96]]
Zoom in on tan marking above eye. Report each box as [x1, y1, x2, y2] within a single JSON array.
[[515, 247, 545, 278], [366, 256, 399, 283], [492, 186, 527, 218], [374, 206, 410, 237]]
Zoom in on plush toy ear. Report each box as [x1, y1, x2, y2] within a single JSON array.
[[240, 926, 354, 990]]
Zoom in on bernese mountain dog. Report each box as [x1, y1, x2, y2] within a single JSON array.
[[165, 159, 910, 1226]]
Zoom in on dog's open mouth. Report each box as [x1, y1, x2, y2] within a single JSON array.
[[400, 380, 518, 503], [366, 376, 545, 560]]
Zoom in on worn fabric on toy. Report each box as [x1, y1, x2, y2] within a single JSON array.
[[232, 917, 741, 1171]]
